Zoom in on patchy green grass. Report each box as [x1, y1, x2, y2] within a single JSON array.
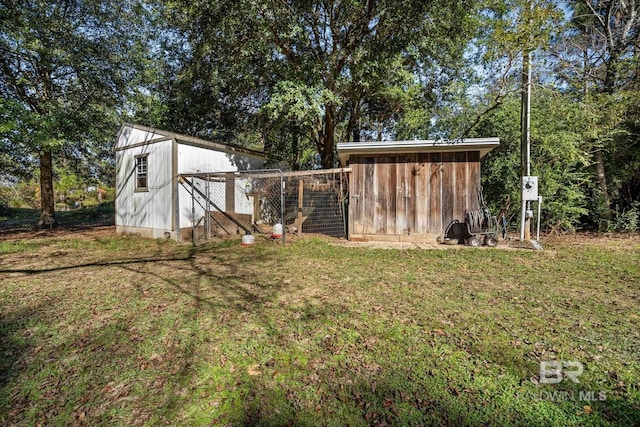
[[1, 231, 639, 426]]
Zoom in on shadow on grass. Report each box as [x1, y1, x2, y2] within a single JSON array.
[[0, 254, 192, 275], [117, 245, 296, 423], [233, 349, 640, 426], [0, 240, 294, 424]]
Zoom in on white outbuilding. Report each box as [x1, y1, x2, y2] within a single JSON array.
[[114, 123, 266, 241]]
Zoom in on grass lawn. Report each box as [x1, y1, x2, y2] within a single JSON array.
[[0, 228, 639, 426]]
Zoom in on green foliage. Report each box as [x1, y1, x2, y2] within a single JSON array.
[[53, 166, 114, 211], [0, 0, 156, 220], [606, 202, 640, 232], [424, 0, 564, 140], [166, 0, 477, 167], [476, 91, 591, 232], [1, 172, 114, 216], [0, 1, 135, 148], [470, 2, 640, 230], [552, 1, 640, 223], [1, 0, 638, 229], [478, 0, 561, 63], [4, 180, 40, 210]]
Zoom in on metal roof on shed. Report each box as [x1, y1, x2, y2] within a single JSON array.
[[336, 138, 500, 165], [115, 123, 267, 160]]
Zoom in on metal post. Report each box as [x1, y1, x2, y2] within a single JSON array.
[[205, 174, 210, 240], [536, 196, 542, 241], [191, 178, 196, 245], [280, 171, 285, 245], [520, 49, 532, 241], [297, 179, 304, 235], [175, 177, 181, 242]]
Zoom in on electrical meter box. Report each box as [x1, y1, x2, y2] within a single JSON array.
[[522, 176, 538, 201]]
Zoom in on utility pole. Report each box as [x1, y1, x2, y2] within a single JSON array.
[[520, 48, 532, 241], [517, 0, 542, 250]]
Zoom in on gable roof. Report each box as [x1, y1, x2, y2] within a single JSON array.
[[114, 123, 267, 160], [336, 138, 500, 165]]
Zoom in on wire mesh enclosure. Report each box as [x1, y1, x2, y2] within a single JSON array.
[[178, 170, 284, 245], [282, 170, 349, 238], [177, 168, 349, 244]]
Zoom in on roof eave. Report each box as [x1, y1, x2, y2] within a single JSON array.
[[336, 138, 500, 165], [116, 123, 268, 160]]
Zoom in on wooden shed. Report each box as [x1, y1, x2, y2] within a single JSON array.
[[337, 139, 499, 241]]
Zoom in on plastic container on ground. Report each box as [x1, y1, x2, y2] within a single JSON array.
[[241, 234, 255, 246], [271, 223, 283, 239]]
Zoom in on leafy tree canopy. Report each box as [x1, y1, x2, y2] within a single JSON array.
[[0, 0, 157, 224], [165, 0, 477, 167]]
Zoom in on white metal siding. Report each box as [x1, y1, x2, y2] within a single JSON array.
[[115, 139, 173, 232], [176, 144, 263, 227], [115, 124, 266, 239], [178, 144, 242, 174], [177, 178, 255, 229], [234, 178, 253, 215], [116, 127, 166, 149], [177, 179, 225, 228]]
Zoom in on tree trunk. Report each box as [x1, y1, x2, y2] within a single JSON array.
[[603, 48, 620, 95], [345, 101, 361, 142], [292, 133, 300, 171], [320, 104, 336, 169], [38, 149, 58, 228], [594, 149, 611, 218]]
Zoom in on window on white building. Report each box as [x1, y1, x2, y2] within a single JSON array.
[[135, 154, 148, 191]]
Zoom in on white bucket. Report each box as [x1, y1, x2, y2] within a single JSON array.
[[241, 234, 255, 246], [271, 223, 283, 239]]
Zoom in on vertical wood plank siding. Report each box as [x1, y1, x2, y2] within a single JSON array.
[[468, 151, 481, 212], [428, 153, 442, 233], [414, 154, 428, 234], [348, 151, 482, 238], [396, 157, 407, 234], [363, 157, 375, 235], [441, 153, 455, 232], [406, 153, 417, 234], [454, 152, 468, 227], [387, 157, 397, 234], [375, 157, 388, 234]]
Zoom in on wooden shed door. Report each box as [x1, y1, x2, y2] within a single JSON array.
[[350, 155, 414, 236]]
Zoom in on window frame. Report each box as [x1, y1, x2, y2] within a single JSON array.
[[134, 154, 149, 192]]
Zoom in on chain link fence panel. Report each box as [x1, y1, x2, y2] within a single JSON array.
[[178, 168, 349, 244]]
